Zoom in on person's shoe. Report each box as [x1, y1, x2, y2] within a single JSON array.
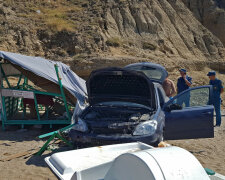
[[214, 124, 220, 127]]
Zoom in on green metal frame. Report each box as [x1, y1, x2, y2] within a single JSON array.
[[0, 62, 73, 130], [36, 124, 74, 155]]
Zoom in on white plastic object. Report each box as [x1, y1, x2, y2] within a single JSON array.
[[104, 146, 210, 180], [45, 142, 152, 180]]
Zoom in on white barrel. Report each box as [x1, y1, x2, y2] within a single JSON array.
[[104, 146, 209, 180]]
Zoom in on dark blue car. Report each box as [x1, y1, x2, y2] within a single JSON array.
[[69, 63, 214, 146]]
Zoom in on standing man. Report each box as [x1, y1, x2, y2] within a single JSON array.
[[162, 74, 176, 98], [207, 71, 224, 127], [177, 69, 192, 107]]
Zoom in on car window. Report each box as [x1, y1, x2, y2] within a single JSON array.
[[157, 88, 165, 107], [169, 87, 210, 108], [126, 66, 164, 82]]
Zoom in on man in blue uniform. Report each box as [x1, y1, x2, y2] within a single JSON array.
[[207, 71, 224, 127], [177, 69, 192, 107]]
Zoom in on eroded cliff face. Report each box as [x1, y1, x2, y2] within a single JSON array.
[[182, 0, 225, 46], [101, 0, 224, 60], [0, 0, 225, 76], [71, 0, 225, 75]]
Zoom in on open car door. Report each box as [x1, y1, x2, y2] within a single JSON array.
[[163, 86, 214, 140]]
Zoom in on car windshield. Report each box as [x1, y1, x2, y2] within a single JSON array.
[[96, 101, 152, 110], [126, 66, 164, 81]]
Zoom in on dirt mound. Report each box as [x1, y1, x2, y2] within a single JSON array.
[[0, 0, 224, 76]]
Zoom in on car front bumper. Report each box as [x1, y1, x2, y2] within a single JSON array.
[[69, 129, 160, 145]]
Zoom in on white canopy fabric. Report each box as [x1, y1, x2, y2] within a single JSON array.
[[0, 51, 87, 103]]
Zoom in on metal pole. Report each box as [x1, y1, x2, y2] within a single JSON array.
[[0, 63, 5, 130], [33, 94, 40, 121], [54, 64, 71, 120], [0, 65, 11, 88]]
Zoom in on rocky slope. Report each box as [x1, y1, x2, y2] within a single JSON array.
[[0, 0, 225, 76], [182, 0, 225, 46]]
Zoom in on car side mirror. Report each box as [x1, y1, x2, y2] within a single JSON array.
[[165, 103, 182, 112]]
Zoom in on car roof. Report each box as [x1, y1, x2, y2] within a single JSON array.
[[125, 62, 166, 69]]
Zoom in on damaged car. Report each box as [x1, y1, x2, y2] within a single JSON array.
[[70, 63, 214, 145]]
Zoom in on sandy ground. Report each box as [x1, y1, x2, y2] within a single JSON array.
[[0, 114, 224, 180], [168, 114, 225, 174], [0, 126, 72, 180]]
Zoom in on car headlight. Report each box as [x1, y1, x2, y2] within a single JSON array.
[[133, 120, 157, 136], [72, 118, 88, 132]]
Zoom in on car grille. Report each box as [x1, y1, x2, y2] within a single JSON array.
[[86, 121, 137, 135], [83, 106, 152, 135]]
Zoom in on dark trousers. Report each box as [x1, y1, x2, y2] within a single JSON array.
[[213, 98, 221, 126]]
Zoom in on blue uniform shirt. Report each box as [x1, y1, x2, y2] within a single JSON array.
[[177, 75, 192, 94], [210, 78, 223, 100]]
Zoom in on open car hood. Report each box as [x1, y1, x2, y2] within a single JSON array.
[[124, 62, 168, 84], [86, 67, 155, 108]]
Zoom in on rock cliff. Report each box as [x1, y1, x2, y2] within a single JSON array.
[[0, 0, 225, 76], [182, 0, 225, 46]]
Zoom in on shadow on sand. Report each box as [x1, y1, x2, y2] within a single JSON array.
[[25, 146, 73, 168], [0, 122, 67, 142]]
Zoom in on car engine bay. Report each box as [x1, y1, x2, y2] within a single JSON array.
[[80, 105, 155, 135]]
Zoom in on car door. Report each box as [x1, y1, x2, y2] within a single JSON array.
[[163, 85, 214, 140]]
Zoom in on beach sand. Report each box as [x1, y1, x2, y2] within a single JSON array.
[[168, 117, 225, 174], [0, 127, 58, 180], [0, 116, 225, 180]]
